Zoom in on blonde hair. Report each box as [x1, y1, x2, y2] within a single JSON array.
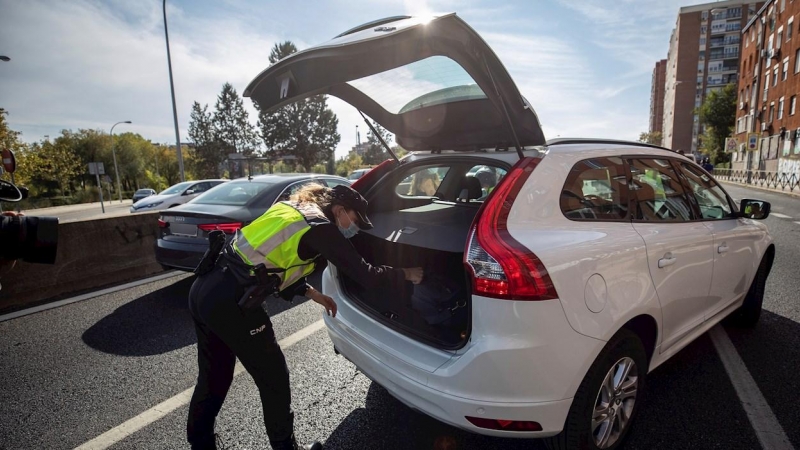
[[290, 183, 332, 206]]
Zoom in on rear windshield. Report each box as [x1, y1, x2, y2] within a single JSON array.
[[347, 56, 487, 114], [192, 181, 274, 205]]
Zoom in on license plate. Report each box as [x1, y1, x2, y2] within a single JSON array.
[[170, 223, 198, 237]]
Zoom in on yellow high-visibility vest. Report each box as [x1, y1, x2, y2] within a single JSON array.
[[232, 202, 323, 292]]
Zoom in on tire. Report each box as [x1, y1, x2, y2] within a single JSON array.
[[728, 256, 769, 328], [545, 329, 647, 450]]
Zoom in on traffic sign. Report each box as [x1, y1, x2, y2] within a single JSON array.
[[88, 162, 105, 175], [747, 133, 759, 151], [725, 137, 738, 152], [2, 148, 15, 173]]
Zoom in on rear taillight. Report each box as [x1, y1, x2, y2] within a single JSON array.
[[350, 158, 397, 193], [198, 222, 243, 234], [157, 218, 169, 228], [464, 157, 557, 301], [465, 416, 542, 432]]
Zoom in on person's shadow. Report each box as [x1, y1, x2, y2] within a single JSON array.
[[82, 269, 322, 357]]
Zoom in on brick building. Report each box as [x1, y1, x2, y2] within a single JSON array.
[[734, 0, 800, 175], [650, 59, 667, 136], [662, 1, 761, 155]]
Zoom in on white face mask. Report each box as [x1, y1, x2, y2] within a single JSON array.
[[336, 210, 360, 239]]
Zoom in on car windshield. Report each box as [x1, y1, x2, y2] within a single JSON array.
[[347, 55, 487, 114], [192, 181, 274, 205], [159, 182, 193, 195]]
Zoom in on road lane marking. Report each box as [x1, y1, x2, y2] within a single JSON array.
[[794, 221, 800, 226], [709, 326, 792, 450], [0, 271, 185, 323], [73, 319, 326, 450], [770, 213, 793, 219]]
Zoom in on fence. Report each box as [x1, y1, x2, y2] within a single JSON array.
[[713, 168, 800, 193]]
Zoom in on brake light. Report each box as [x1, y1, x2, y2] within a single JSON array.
[[464, 157, 557, 301], [198, 222, 243, 234], [157, 218, 169, 228], [350, 158, 397, 192], [465, 416, 542, 432]]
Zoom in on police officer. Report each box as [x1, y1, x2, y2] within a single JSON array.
[[187, 183, 424, 450]]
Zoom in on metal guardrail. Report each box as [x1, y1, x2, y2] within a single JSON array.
[[713, 168, 800, 193]]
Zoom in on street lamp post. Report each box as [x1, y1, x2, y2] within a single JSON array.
[[110, 120, 131, 203], [163, 0, 185, 182]]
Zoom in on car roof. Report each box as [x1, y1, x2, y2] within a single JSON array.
[[228, 173, 346, 183]]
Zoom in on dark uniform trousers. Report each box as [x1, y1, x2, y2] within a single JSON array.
[[187, 264, 293, 449]]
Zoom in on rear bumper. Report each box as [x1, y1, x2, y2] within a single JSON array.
[[326, 316, 572, 437], [154, 239, 206, 271]]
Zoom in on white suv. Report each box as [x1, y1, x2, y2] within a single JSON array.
[[244, 14, 774, 450]]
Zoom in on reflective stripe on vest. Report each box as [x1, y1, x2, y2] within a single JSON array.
[[232, 202, 321, 292]]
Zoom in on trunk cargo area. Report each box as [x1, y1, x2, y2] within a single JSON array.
[[339, 202, 479, 349]]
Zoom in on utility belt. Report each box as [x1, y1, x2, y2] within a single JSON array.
[[194, 230, 284, 311]]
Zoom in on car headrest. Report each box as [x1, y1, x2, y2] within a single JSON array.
[[458, 176, 483, 202]]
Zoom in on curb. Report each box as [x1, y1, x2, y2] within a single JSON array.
[[719, 181, 800, 199]]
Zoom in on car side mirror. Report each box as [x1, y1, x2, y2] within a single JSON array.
[[184, 189, 195, 196], [739, 199, 770, 220]]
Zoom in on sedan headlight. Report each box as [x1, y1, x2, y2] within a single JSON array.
[[138, 201, 163, 209]]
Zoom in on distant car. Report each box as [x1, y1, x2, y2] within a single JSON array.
[[129, 179, 226, 213], [347, 168, 372, 181], [132, 188, 156, 203], [155, 173, 350, 271]]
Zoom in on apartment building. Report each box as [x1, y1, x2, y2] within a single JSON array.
[[650, 59, 667, 136], [734, 0, 800, 175], [662, 1, 762, 155]]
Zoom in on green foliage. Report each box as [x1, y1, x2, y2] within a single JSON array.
[[335, 152, 364, 177], [256, 41, 341, 172], [638, 131, 663, 146], [697, 84, 737, 164], [213, 83, 259, 157], [189, 102, 226, 178]]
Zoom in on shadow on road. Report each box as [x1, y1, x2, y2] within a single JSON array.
[[724, 311, 800, 448], [82, 269, 322, 357]]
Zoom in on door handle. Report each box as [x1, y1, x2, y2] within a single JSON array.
[[718, 244, 729, 254], [658, 253, 677, 268]]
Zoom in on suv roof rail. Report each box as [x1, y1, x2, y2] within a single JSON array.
[[334, 16, 412, 38], [546, 138, 673, 152]]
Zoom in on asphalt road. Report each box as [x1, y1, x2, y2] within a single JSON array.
[[1, 183, 799, 450], [21, 200, 134, 223]]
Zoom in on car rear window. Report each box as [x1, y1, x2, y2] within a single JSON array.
[[560, 157, 629, 221], [192, 181, 274, 205]]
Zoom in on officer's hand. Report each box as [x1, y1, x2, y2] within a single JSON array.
[[403, 267, 424, 285], [307, 287, 337, 317]]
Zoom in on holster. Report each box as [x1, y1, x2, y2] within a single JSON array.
[[219, 245, 284, 311], [194, 230, 227, 276]]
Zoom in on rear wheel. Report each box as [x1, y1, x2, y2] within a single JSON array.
[[546, 329, 646, 450], [728, 256, 769, 328]]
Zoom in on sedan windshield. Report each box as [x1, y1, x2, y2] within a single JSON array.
[[192, 181, 274, 205], [160, 182, 193, 195]]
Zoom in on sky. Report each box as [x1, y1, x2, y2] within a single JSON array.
[[0, 0, 706, 159]]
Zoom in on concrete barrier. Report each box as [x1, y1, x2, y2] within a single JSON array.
[[0, 212, 167, 314]]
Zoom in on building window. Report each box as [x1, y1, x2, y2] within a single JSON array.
[[789, 18, 794, 40], [781, 0, 786, 12], [702, 11, 708, 20], [783, 58, 790, 80], [774, 67, 779, 86], [779, 97, 785, 119], [770, 103, 775, 122], [778, 29, 784, 49], [796, 49, 800, 73], [791, 96, 797, 115]]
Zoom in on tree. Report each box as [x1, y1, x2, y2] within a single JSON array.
[[0, 109, 30, 186], [189, 102, 226, 178], [638, 131, 663, 146], [213, 83, 259, 157], [335, 152, 364, 177], [362, 121, 393, 165], [697, 84, 737, 164], [26, 140, 83, 195], [257, 41, 341, 172]]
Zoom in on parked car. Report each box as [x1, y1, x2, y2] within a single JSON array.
[[129, 179, 226, 213], [347, 168, 372, 181], [131, 188, 156, 203], [155, 173, 350, 271], [244, 14, 775, 449]]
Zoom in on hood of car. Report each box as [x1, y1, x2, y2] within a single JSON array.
[[244, 14, 545, 151], [133, 194, 173, 207]]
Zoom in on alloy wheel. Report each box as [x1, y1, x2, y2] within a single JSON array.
[[591, 356, 639, 448]]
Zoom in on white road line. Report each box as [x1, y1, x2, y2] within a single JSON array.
[[709, 326, 793, 450], [74, 319, 326, 450], [770, 212, 793, 219], [794, 221, 800, 226], [0, 271, 185, 323]]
